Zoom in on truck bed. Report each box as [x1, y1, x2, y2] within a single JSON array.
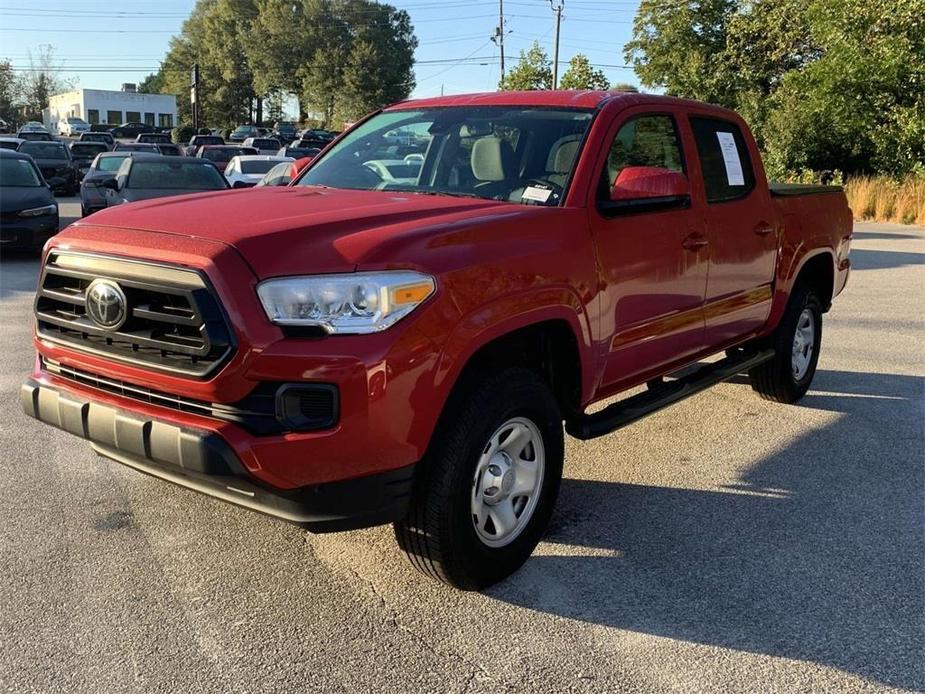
[[769, 183, 845, 197]]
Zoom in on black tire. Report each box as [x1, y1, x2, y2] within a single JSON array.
[[748, 282, 822, 403], [394, 368, 564, 590]]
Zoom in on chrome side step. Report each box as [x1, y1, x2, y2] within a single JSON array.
[[565, 349, 775, 440]]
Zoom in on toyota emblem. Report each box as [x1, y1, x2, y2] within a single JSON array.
[[85, 279, 128, 330]]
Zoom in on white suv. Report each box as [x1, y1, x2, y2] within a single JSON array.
[[58, 117, 91, 137]]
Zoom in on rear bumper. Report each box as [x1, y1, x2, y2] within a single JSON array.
[[21, 378, 414, 532]]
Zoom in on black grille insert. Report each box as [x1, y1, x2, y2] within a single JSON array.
[[35, 251, 234, 377]]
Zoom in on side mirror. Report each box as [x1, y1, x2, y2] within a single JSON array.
[[610, 166, 690, 201], [45, 176, 66, 189], [232, 180, 253, 189], [99, 177, 119, 191]]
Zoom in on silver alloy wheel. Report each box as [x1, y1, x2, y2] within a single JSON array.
[[471, 417, 545, 548], [791, 308, 815, 380]]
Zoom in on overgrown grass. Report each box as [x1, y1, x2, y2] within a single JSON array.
[[844, 177, 925, 227]]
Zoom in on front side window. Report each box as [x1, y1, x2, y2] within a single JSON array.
[[297, 106, 595, 206], [600, 115, 684, 196], [97, 155, 130, 172], [689, 117, 755, 203]]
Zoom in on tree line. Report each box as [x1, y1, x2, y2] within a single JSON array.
[[625, 0, 924, 178], [140, 0, 416, 129]]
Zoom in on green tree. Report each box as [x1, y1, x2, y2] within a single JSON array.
[[559, 54, 610, 90], [609, 83, 639, 93], [137, 72, 164, 94], [624, 0, 925, 176], [0, 60, 21, 124], [499, 42, 552, 91]]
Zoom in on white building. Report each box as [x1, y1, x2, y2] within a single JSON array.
[[45, 85, 178, 131]]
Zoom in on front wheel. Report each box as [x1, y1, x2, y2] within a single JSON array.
[[394, 368, 563, 590], [748, 283, 823, 403]]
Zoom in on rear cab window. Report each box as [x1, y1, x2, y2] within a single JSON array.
[[689, 117, 756, 203]]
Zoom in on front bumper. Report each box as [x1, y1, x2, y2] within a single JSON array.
[[21, 378, 414, 532], [0, 213, 58, 249]]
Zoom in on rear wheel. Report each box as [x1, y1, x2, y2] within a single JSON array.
[[394, 368, 563, 590], [748, 282, 823, 403]]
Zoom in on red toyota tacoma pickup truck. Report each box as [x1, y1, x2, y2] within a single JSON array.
[[22, 91, 851, 589]]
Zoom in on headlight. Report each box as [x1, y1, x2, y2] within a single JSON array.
[[18, 204, 57, 217], [257, 271, 435, 334]]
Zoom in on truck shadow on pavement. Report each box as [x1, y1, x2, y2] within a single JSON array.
[[493, 369, 924, 689], [847, 247, 924, 271]]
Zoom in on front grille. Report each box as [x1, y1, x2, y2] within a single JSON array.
[[35, 251, 234, 377]]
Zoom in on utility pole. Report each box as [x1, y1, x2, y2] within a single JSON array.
[[491, 0, 507, 82], [190, 63, 200, 130], [549, 0, 564, 89]]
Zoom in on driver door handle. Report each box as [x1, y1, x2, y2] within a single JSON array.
[[754, 222, 774, 236], [682, 233, 709, 251]]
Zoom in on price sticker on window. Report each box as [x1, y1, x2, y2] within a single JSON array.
[[716, 132, 745, 186]]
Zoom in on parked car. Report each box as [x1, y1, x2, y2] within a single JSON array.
[[96, 155, 230, 207], [79, 151, 139, 216], [21, 91, 852, 590], [16, 140, 76, 195], [0, 137, 25, 151], [78, 132, 115, 147], [272, 121, 298, 143], [297, 127, 336, 143], [109, 122, 156, 138], [277, 145, 321, 160], [156, 143, 183, 156], [18, 121, 48, 134], [291, 137, 330, 150], [228, 125, 260, 142], [0, 149, 59, 251], [196, 145, 257, 171], [113, 142, 161, 153], [68, 142, 110, 181], [0, 117, 10, 134], [224, 155, 293, 188], [136, 133, 172, 144], [185, 134, 225, 156], [17, 131, 55, 142], [58, 117, 91, 137], [241, 137, 282, 155]]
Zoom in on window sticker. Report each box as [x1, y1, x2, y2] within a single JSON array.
[[521, 185, 553, 203], [716, 132, 745, 186]]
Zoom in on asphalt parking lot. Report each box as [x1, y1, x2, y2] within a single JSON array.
[[1, 210, 922, 693]]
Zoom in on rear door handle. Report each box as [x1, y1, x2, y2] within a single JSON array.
[[682, 234, 709, 251], [754, 222, 774, 236]]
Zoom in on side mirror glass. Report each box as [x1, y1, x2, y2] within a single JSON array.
[[610, 166, 690, 201], [232, 180, 253, 189], [99, 177, 119, 191]]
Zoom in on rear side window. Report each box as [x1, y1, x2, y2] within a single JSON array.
[[689, 117, 755, 203]]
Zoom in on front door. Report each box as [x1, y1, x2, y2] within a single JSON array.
[[688, 115, 778, 346], [589, 111, 709, 393]]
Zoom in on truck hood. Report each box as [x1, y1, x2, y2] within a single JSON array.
[[65, 186, 531, 277]]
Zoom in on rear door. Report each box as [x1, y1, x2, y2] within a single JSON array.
[[688, 115, 778, 345]]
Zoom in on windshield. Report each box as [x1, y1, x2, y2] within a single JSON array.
[[67, 118, 87, 124], [252, 139, 279, 148], [71, 144, 106, 157], [0, 157, 43, 187], [97, 155, 130, 172], [297, 106, 593, 205], [19, 142, 68, 160], [127, 160, 228, 190], [200, 147, 239, 161], [241, 159, 283, 174]]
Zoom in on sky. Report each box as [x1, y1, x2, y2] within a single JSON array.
[[1, 0, 643, 113]]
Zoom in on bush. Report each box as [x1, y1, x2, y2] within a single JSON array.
[[222, 128, 233, 141], [845, 176, 925, 227], [172, 125, 196, 144]]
